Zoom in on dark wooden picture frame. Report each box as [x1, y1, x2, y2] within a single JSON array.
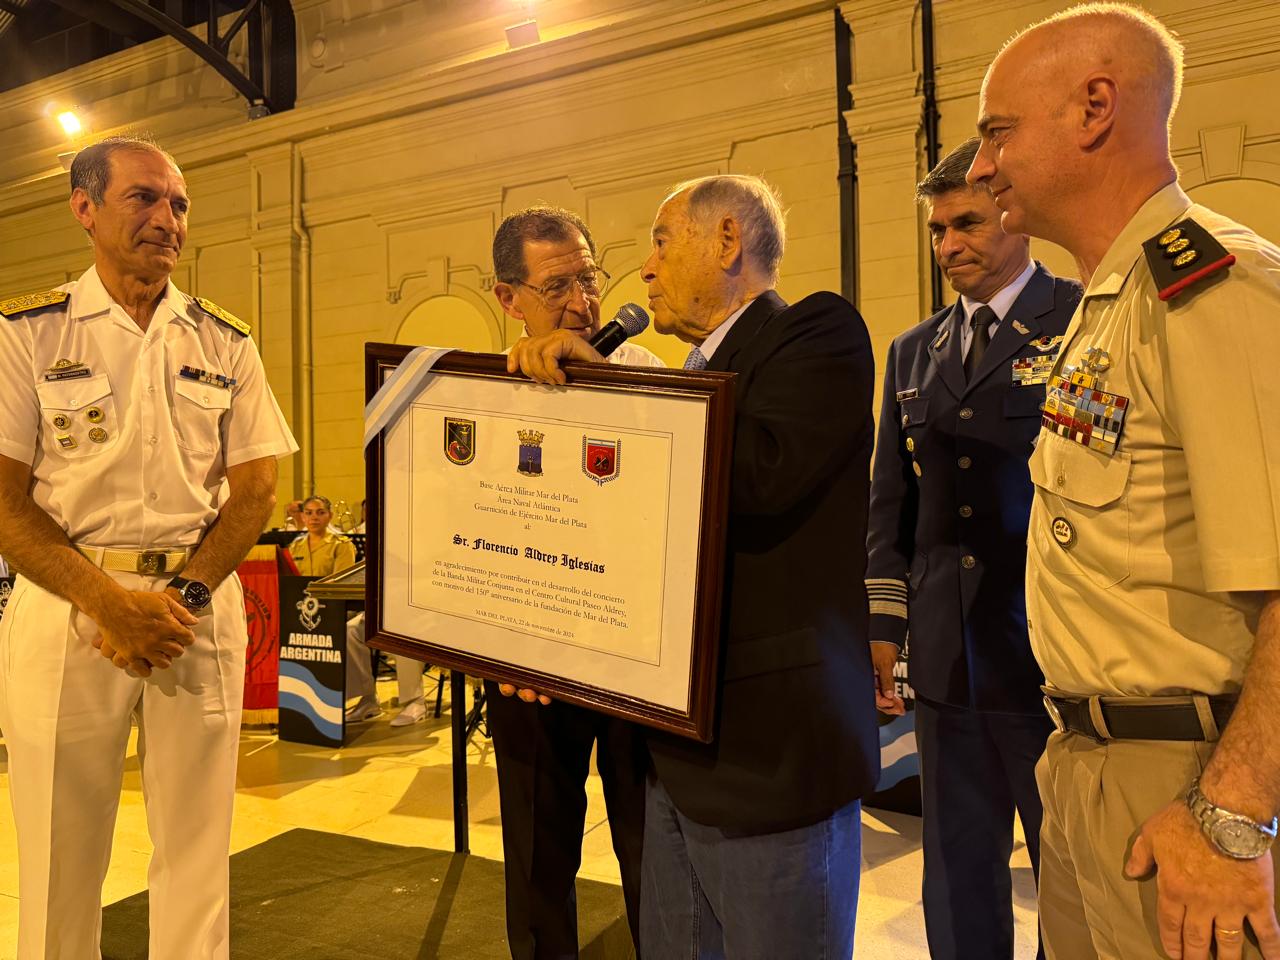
[[364, 343, 735, 742]]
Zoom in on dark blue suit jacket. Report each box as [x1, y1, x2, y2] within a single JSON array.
[[865, 264, 1081, 714], [649, 289, 881, 833]]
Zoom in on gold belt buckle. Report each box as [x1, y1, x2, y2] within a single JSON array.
[[1043, 695, 1067, 734], [137, 551, 167, 575]]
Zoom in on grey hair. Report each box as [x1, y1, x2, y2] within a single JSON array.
[[69, 134, 178, 205], [916, 138, 982, 204], [669, 175, 787, 282]]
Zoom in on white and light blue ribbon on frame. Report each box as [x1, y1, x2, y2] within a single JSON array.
[[362, 345, 455, 449]]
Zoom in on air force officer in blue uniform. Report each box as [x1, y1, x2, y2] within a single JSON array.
[[866, 138, 1082, 959]]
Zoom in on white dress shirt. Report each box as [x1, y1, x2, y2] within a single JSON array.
[[0, 266, 298, 548], [699, 298, 755, 363], [514, 329, 666, 368]]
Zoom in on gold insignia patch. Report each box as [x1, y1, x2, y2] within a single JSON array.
[[1143, 217, 1234, 302], [0, 290, 70, 318], [192, 297, 251, 337]]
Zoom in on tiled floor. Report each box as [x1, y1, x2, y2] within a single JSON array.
[[0, 676, 1039, 958]]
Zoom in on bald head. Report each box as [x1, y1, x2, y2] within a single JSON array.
[[967, 3, 1183, 262], [993, 3, 1183, 134]]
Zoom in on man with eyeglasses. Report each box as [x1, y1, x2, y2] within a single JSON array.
[[486, 206, 661, 960], [493, 205, 663, 367], [504, 177, 877, 960]]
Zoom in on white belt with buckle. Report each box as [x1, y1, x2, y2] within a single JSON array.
[[76, 545, 190, 576]]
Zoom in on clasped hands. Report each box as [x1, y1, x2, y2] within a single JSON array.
[[91, 588, 198, 677]]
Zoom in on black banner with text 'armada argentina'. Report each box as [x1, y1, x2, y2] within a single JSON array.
[[277, 575, 347, 746]]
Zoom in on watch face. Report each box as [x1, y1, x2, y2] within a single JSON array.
[[1211, 818, 1270, 859], [182, 581, 212, 610]]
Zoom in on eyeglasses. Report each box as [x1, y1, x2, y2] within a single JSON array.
[[515, 268, 610, 307]]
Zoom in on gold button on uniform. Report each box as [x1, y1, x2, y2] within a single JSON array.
[[52, 414, 70, 430], [1051, 516, 1075, 549], [961, 555, 976, 569], [905, 437, 915, 453], [957, 456, 972, 469], [959, 505, 973, 518], [912, 462, 923, 477], [88, 427, 109, 444], [86, 407, 105, 423], [959, 407, 974, 420]]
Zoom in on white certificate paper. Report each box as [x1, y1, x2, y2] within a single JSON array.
[[381, 373, 712, 712]]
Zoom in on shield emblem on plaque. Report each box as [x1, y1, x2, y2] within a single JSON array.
[[444, 417, 475, 466], [582, 437, 620, 485], [517, 429, 545, 477]]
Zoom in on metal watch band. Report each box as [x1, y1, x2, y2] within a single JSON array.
[[1186, 777, 1278, 859]]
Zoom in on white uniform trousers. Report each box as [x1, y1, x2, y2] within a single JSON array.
[[0, 570, 246, 960], [344, 612, 424, 704]]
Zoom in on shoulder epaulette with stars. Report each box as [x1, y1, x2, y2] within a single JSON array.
[[0, 290, 70, 319], [192, 296, 251, 337], [1143, 218, 1235, 302]]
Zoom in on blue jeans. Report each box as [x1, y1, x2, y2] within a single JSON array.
[[639, 774, 861, 960]]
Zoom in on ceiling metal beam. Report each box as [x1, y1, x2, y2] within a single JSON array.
[[105, 0, 266, 105], [0, 0, 26, 17], [45, 0, 295, 116]]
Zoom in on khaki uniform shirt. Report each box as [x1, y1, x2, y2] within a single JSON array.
[[1027, 183, 1280, 697], [0, 267, 298, 548], [289, 532, 356, 578]]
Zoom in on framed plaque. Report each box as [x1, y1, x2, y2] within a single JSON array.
[[364, 344, 734, 741]]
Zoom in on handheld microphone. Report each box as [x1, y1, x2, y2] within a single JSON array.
[[589, 303, 650, 358]]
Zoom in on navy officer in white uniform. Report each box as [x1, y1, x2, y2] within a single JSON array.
[[0, 135, 297, 959], [865, 137, 1081, 960]]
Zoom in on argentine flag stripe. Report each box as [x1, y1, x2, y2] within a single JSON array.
[[362, 345, 454, 449]]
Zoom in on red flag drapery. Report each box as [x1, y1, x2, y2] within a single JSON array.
[[238, 545, 284, 721]]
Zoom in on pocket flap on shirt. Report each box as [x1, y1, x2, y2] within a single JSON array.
[[900, 396, 929, 425], [174, 378, 233, 410], [36, 373, 111, 411], [1029, 437, 1131, 508]]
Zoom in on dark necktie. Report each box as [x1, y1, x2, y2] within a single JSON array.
[[964, 305, 997, 383]]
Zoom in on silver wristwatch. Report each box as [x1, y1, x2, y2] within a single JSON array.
[[1186, 777, 1278, 860]]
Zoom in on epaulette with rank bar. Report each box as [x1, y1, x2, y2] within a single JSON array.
[[1143, 218, 1235, 302], [192, 296, 251, 337], [0, 289, 69, 319]]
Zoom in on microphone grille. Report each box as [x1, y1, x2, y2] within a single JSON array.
[[615, 302, 650, 337]]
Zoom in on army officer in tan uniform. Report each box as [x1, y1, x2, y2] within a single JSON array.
[[968, 5, 1280, 960]]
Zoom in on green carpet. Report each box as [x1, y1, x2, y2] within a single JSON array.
[[100, 828, 634, 959]]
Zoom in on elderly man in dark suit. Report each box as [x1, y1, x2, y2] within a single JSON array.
[[866, 137, 1082, 960], [508, 173, 879, 960]]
